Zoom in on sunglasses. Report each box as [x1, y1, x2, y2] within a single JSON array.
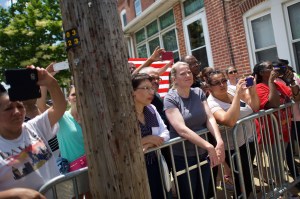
[[228, 70, 238, 74], [210, 78, 227, 86], [150, 76, 162, 82]]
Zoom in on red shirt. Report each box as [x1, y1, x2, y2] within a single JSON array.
[[256, 81, 292, 143]]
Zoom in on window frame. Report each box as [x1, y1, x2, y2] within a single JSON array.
[[182, 8, 213, 67], [243, 0, 297, 69], [120, 9, 127, 29], [284, 0, 300, 71], [134, 9, 179, 60], [134, 0, 142, 16], [247, 12, 278, 63]]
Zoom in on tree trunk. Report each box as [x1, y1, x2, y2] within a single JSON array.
[[59, 1, 151, 198]]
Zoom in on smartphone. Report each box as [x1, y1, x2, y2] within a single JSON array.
[[273, 65, 286, 75], [161, 51, 174, 60], [53, 61, 69, 71], [245, 77, 254, 87], [4, 69, 41, 101]]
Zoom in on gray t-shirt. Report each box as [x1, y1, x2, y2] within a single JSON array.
[[164, 87, 207, 157]]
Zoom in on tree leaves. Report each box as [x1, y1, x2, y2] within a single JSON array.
[[0, 0, 69, 86]]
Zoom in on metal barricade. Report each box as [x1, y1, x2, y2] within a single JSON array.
[[39, 167, 89, 199], [147, 103, 300, 199], [232, 102, 300, 199], [146, 128, 213, 199], [38, 103, 300, 199]]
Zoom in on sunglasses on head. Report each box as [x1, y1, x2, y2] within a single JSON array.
[[150, 75, 162, 81], [228, 70, 238, 74]]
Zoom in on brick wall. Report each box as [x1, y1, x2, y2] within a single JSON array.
[[205, 0, 265, 75], [173, 2, 187, 59], [240, 0, 265, 14], [141, 0, 155, 11], [120, 0, 156, 23]]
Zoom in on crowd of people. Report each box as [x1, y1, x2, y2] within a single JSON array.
[[0, 46, 300, 199]]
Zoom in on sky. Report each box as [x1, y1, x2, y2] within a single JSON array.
[[0, 0, 13, 8]]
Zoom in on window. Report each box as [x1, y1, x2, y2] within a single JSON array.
[[135, 29, 145, 44], [137, 44, 147, 58], [135, 9, 179, 61], [162, 29, 179, 60], [148, 38, 160, 54], [287, 2, 300, 70], [250, 14, 277, 62], [159, 10, 175, 30], [183, 0, 204, 17], [185, 18, 208, 67], [244, 0, 300, 71], [134, 0, 142, 16], [146, 21, 158, 37], [120, 9, 127, 28]]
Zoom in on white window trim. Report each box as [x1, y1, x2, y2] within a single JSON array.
[[243, 0, 294, 69], [283, 0, 300, 70], [182, 9, 213, 67], [120, 9, 126, 29], [134, 0, 142, 16]]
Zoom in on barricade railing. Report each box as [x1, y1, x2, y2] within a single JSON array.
[[232, 102, 300, 199], [39, 102, 300, 199], [39, 167, 89, 199]]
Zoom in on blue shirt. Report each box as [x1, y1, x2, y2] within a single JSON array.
[[57, 111, 85, 162]]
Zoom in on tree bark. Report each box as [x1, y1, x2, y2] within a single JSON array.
[[59, 1, 151, 198]]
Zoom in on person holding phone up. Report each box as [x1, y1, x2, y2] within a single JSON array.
[[206, 70, 260, 198], [0, 66, 66, 192], [132, 46, 173, 76], [253, 61, 300, 188]]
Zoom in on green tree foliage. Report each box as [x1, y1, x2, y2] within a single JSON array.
[[0, 0, 70, 86]]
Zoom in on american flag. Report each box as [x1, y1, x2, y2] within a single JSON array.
[[128, 58, 171, 98]]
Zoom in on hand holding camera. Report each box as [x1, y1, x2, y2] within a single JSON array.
[[245, 76, 254, 87], [273, 61, 294, 85], [4, 66, 58, 101]]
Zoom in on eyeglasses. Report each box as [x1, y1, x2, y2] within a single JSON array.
[[189, 61, 201, 68], [136, 86, 155, 93], [150, 76, 162, 82], [228, 70, 238, 74], [210, 78, 227, 86]]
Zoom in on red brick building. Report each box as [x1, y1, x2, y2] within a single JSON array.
[[118, 0, 300, 74]]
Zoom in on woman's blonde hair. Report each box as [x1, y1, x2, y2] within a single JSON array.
[[170, 61, 189, 89]]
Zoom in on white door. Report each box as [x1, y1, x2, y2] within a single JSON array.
[[183, 11, 212, 68]]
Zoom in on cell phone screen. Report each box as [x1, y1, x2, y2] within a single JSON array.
[[4, 69, 41, 101]]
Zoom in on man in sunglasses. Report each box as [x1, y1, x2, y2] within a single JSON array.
[[181, 55, 202, 88]]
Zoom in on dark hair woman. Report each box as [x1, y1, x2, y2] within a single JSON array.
[[206, 70, 260, 197], [252, 61, 300, 186], [132, 73, 170, 199]]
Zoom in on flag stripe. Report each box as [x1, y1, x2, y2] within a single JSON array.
[[129, 58, 170, 98]]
